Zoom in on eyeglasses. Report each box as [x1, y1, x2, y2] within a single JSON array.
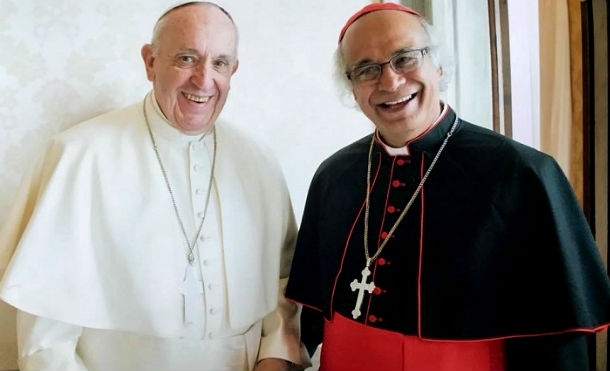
[[345, 47, 430, 83]]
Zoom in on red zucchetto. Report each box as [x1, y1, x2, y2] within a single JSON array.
[[338, 2, 422, 43]]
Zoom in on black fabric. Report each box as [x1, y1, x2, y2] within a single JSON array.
[[301, 305, 324, 356], [287, 107, 610, 362], [505, 333, 591, 371]]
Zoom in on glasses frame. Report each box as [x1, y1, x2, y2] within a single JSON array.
[[345, 47, 431, 83]]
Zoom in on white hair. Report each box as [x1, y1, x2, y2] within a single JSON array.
[[334, 15, 454, 106]]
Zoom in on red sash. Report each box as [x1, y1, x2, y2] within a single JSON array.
[[320, 313, 505, 371]]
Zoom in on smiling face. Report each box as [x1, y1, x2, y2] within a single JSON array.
[[141, 4, 238, 135], [341, 10, 442, 147]]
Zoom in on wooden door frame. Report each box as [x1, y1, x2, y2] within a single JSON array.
[[582, 0, 608, 369]]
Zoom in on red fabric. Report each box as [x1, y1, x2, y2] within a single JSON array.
[[338, 3, 422, 43], [321, 313, 506, 371]]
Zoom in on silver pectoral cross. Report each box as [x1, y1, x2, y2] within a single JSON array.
[[350, 264, 375, 319], [179, 263, 204, 325]]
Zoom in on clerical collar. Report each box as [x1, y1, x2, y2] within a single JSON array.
[[375, 103, 450, 156], [146, 91, 210, 144]]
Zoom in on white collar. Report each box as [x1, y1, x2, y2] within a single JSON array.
[[378, 102, 447, 155], [146, 91, 212, 145]]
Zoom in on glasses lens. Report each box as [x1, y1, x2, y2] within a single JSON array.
[[352, 64, 381, 82], [391, 50, 423, 73]]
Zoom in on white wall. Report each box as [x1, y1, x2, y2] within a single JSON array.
[[0, 1, 372, 368]]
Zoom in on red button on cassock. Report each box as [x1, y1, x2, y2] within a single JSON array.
[[392, 180, 401, 188], [368, 315, 377, 323], [396, 159, 405, 166], [387, 206, 396, 213], [377, 258, 386, 265], [373, 287, 382, 295], [380, 232, 389, 239]]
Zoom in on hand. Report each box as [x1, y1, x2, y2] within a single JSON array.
[[253, 358, 298, 371]]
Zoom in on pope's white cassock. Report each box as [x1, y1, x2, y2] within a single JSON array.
[[0, 92, 310, 370]]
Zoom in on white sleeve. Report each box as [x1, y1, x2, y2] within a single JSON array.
[[257, 207, 311, 367], [257, 278, 311, 367], [17, 310, 87, 371]]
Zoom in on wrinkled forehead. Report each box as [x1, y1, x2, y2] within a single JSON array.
[[340, 10, 427, 64], [156, 4, 237, 53]]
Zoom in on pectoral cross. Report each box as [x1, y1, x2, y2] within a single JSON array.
[[179, 263, 204, 325], [350, 264, 375, 319]]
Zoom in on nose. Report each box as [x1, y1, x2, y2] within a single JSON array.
[[190, 63, 213, 89], [377, 63, 405, 92]]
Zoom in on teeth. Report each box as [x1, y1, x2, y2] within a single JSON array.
[[183, 93, 210, 103], [385, 94, 413, 105]]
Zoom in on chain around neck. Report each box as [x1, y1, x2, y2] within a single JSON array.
[[363, 116, 459, 267], [142, 95, 217, 265]]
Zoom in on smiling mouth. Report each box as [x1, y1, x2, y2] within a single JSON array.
[[379, 93, 417, 108], [183, 92, 210, 103]]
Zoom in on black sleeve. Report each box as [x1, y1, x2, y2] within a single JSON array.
[[300, 305, 324, 356], [505, 332, 592, 371]]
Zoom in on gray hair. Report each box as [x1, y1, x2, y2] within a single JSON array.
[[150, 1, 239, 54], [334, 15, 454, 104]]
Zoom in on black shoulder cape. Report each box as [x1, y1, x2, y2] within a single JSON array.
[[286, 107, 610, 342]]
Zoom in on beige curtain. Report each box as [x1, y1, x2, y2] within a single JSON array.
[[566, 0, 585, 206], [540, 4, 608, 369], [539, 0, 584, 204]]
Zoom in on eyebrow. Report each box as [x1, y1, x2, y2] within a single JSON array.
[[392, 47, 416, 56], [214, 54, 235, 61], [173, 48, 235, 61]]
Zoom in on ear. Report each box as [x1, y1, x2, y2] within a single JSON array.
[[141, 44, 156, 82], [231, 59, 239, 75]]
